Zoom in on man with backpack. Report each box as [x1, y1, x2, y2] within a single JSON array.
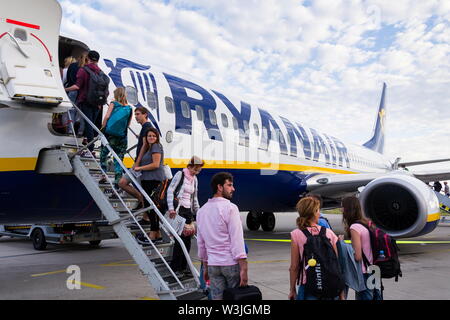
[[65, 50, 110, 156]]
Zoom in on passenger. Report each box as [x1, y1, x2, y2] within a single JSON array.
[[167, 156, 204, 277], [304, 193, 332, 229], [117, 106, 154, 206], [62, 56, 76, 86], [133, 128, 165, 241], [444, 182, 449, 197], [98, 87, 132, 188], [434, 181, 442, 193], [340, 196, 383, 300], [288, 197, 343, 300], [196, 172, 248, 300], [65, 52, 88, 136], [65, 50, 109, 156]]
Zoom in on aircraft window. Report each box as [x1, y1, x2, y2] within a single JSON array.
[[243, 120, 249, 133], [195, 105, 204, 122], [232, 117, 238, 130], [166, 131, 173, 143], [147, 91, 157, 110], [253, 124, 259, 136], [209, 110, 217, 126], [126, 86, 138, 105], [181, 100, 191, 119], [165, 97, 175, 114], [14, 28, 27, 41], [221, 113, 229, 128]]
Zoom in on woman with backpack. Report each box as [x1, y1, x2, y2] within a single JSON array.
[[166, 156, 204, 278], [289, 197, 344, 300], [133, 127, 165, 242], [99, 87, 132, 187], [340, 196, 383, 300]]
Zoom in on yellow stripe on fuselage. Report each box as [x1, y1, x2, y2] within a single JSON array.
[[0, 157, 358, 175], [165, 158, 358, 175], [0, 158, 38, 172]]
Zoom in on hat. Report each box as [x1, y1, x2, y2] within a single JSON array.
[[88, 50, 100, 62]]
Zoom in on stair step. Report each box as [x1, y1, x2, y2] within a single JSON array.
[[141, 241, 174, 260], [109, 198, 140, 211], [167, 277, 198, 291]]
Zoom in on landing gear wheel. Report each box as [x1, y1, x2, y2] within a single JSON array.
[[246, 211, 261, 231], [89, 240, 102, 246], [31, 228, 47, 251], [261, 212, 276, 232]]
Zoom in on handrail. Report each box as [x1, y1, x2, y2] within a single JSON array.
[[70, 103, 200, 290]]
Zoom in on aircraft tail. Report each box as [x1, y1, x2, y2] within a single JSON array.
[[363, 83, 387, 154]]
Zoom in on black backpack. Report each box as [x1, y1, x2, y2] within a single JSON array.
[[84, 67, 110, 106], [357, 222, 402, 281], [299, 227, 345, 299]]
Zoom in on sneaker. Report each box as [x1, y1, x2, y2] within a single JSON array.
[[174, 271, 185, 278], [80, 150, 93, 158], [135, 234, 151, 246]]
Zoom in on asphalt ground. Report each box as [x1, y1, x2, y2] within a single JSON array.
[[1, 213, 450, 300]]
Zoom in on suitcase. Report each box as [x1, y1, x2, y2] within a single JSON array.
[[223, 285, 262, 300]]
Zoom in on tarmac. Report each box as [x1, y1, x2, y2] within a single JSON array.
[[1, 212, 450, 300]]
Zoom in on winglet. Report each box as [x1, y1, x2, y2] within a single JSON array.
[[363, 83, 387, 154]]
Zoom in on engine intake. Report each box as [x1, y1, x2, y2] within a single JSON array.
[[359, 173, 439, 238]]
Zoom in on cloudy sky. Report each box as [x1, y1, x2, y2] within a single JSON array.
[[58, 0, 450, 171]]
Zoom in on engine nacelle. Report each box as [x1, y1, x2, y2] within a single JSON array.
[[359, 173, 440, 238]]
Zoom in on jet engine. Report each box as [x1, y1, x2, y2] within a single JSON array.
[[359, 173, 440, 238]]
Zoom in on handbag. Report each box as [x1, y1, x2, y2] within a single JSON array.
[[182, 222, 196, 237]]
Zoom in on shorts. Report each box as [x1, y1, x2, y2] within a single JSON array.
[[208, 264, 240, 300]]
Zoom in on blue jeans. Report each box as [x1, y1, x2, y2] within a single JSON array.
[[80, 103, 100, 151], [208, 264, 241, 300], [355, 274, 383, 300]]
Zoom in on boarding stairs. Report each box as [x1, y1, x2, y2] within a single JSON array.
[[39, 106, 205, 300], [434, 191, 450, 223]]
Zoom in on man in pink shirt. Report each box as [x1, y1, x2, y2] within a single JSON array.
[[196, 172, 248, 300]]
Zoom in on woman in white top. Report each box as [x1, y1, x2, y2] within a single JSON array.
[[166, 156, 204, 277]]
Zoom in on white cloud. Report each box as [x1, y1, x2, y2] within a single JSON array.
[[57, 0, 450, 168]]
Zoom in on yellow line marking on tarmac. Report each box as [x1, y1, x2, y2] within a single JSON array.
[[31, 270, 67, 277], [140, 297, 159, 300], [249, 259, 289, 264], [68, 280, 105, 290], [246, 238, 450, 244]]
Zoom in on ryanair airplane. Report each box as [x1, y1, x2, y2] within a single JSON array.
[[0, 0, 448, 239]]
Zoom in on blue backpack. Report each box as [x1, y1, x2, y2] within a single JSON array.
[[105, 102, 131, 137]]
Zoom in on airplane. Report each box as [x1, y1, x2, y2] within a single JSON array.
[[1, 0, 449, 240]]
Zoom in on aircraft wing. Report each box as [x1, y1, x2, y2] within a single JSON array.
[[410, 170, 450, 183], [305, 172, 388, 199], [399, 158, 450, 167]]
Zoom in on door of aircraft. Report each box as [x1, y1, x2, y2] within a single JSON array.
[[0, 0, 70, 109]]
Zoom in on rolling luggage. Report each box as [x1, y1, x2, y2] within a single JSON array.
[[223, 285, 262, 301]]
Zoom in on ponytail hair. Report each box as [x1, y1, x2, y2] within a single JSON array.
[[296, 197, 320, 230]]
